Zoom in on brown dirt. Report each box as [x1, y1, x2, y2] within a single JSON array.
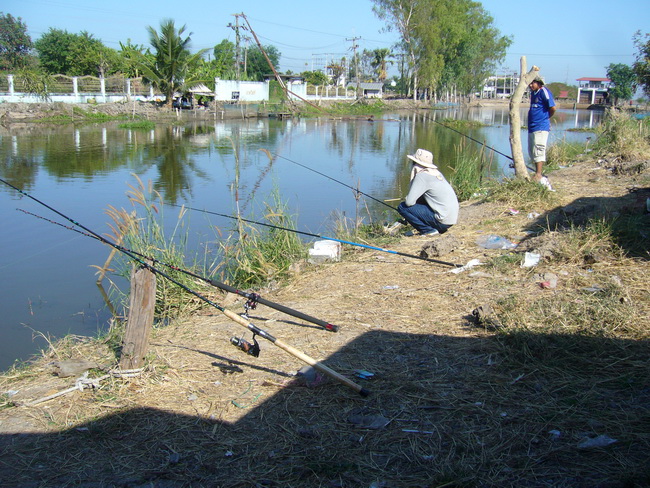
[[1, 154, 649, 487]]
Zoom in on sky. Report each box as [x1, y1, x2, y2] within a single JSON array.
[[3, 0, 649, 86]]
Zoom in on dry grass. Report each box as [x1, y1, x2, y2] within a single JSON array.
[[1, 156, 649, 487]]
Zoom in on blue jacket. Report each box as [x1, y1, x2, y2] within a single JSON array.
[[528, 86, 555, 132]]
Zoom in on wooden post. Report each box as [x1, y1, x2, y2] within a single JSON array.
[[120, 264, 156, 370], [508, 57, 542, 179]]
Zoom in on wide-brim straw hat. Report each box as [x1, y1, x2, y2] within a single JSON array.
[[407, 148, 437, 169]]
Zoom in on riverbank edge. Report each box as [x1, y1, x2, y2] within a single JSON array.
[[0, 97, 600, 125]]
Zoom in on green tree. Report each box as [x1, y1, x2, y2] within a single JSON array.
[[327, 60, 347, 85], [244, 44, 280, 81], [0, 12, 33, 70], [606, 63, 637, 105], [371, 48, 392, 82], [35, 28, 121, 76], [372, 0, 510, 99], [546, 82, 578, 100], [632, 31, 650, 97], [132, 19, 209, 108], [213, 39, 236, 77], [34, 28, 74, 74], [372, 0, 418, 98], [301, 70, 329, 85], [119, 40, 151, 78]]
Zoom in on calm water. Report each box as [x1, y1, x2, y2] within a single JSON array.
[[0, 106, 601, 370]]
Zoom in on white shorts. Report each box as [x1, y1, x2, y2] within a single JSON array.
[[528, 131, 549, 163]]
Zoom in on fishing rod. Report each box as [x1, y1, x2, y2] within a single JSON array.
[[421, 111, 515, 162], [271, 153, 399, 213], [2, 178, 368, 396], [172, 204, 463, 268], [16, 209, 341, 333]]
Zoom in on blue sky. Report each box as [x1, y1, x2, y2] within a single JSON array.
[[4, 0, 648, 85]]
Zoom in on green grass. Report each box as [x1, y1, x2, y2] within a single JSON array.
[[299, 99, 388, 117], [546, 138, 590, 168], [438, 118, 487, 130], [216, 191, 306, 289], [484, 176, 558, 211], [593, 108, 650, 160], [118, 120, 156, 130]]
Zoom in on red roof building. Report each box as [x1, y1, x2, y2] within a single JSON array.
[[576, 77, 612, 105]]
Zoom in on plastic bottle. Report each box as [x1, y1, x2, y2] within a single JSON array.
[[476, 235, 517, 250]]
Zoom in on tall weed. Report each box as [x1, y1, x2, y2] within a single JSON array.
[[216, 191, 306, 289], [108, 175, 211, 321], [593, 108, 650, 160], [485, 177, 557, 211], [448, 139, 488, 201]]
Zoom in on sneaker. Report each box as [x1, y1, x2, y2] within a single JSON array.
[[405, 229, 439, 237]]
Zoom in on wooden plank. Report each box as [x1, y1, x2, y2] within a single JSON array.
[[119, 265, 156, 370]]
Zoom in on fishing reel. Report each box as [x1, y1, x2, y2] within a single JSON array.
[[230, 334, 260, 357], [241, 293, 260, 318]]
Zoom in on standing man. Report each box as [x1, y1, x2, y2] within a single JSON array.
[[395, 148, 459, 237], [528, 76, 556, 182]]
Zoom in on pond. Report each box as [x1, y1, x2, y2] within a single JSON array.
[[0, 106, 602, 370]]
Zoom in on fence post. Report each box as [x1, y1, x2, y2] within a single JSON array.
[[100, 77, 106, 102], [8, 74, 14, 95], [119, 264, 156, 370]]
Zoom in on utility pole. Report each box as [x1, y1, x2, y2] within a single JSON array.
[[227, 13, 246, 80], [347, 36, 361, 99]]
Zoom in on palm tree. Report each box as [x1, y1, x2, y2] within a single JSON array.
[[371, 48, 392, 82], [135, 19, 209, 108]]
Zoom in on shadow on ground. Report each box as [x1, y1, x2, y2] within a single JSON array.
[[1, 327, 649, 488]]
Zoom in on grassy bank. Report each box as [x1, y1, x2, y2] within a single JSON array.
[[1, 108, 649, 487]]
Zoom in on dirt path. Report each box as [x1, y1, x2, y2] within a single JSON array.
[[1, 156, 649, 487]]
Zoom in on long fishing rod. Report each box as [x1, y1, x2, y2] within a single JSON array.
[[2, 178, 368, 396], [17, 208, 339, 333], [421, 111, 515, 161], [172, 204, 463, 268], [272, 153, 399, 213]]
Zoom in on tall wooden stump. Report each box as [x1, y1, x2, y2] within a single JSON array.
[[120, 265, 156, 370]]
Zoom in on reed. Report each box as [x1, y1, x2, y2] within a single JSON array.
[[593, 108, 650, 160], [108, 175, 213, 321], [447, 139, 486, 201], [546, 138, 589, 169], [215, 190, 306, 289]]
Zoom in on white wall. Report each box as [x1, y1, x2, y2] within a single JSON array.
[[214, 79, 269, 102]]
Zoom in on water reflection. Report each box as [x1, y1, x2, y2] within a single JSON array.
[[0, 107, 600, 370]]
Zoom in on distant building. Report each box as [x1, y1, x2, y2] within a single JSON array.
[[479, 73, 520, 99], [576, 77, 612, 105], [347, 82, 384, 98]]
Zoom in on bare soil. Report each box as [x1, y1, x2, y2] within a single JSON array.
[[1, 134, 649, 486]]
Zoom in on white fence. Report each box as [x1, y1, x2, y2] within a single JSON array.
[[0, 73, 359, 104]]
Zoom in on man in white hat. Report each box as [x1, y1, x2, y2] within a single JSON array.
[[394, 148, 459, 237]]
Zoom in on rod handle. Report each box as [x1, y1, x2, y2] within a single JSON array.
[[222, 309, 368, 396], [274, 338, 370, 397]]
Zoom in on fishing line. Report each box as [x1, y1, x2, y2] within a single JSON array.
[[271, 153, 398, 213], [1, 178, 368, 396], [171, 204, 462, 268], [423, 113, 515, 161], [16, 208, 340, 333]]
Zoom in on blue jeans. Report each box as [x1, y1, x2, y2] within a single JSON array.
[[397, 201, 450, 234]]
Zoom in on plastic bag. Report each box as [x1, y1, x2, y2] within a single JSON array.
[[476, 235, 517, 250]]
